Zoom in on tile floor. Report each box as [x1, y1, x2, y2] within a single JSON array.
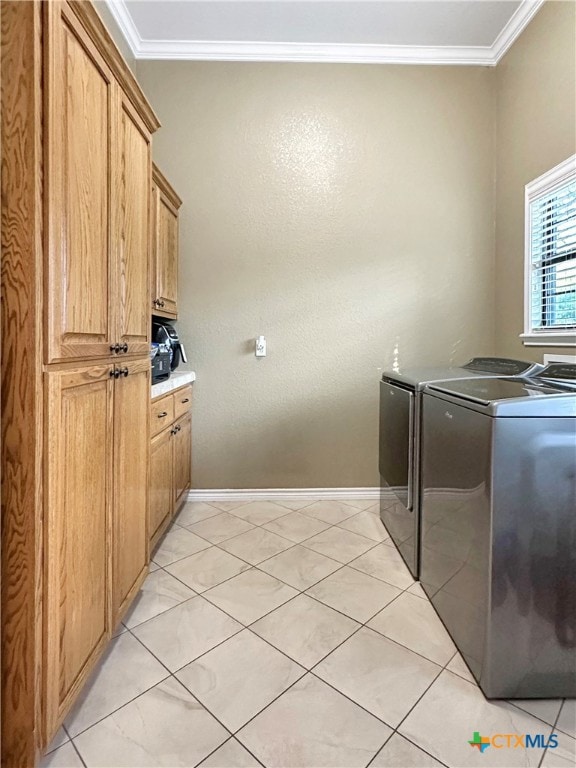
[[42, 498, 575, 768]]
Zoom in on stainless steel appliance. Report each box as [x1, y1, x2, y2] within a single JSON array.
[[152, 319, 187, 372], [379, 358, 543, 578], [420, 365, 576, 698]]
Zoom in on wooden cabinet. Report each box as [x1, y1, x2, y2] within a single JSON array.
[[151, 164, 182, 319], [45, 1, 115, 362], [45, 1, 155, 363], [44, 360, 151, 739], [173, 412, 192, 510], [112, 359, 150, 624], [150, 428, 174, 544], [113, 94, 152, 358], [149, 385, 193, 550], [44, 365, 113, 739], [1, 1, 161, 761]]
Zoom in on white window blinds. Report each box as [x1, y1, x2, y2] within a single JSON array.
[[524, 156, 576, 343]]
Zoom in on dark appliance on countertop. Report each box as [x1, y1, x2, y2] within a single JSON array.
[[152, 319, 187, 372], [151, 346, 171, 384], [419, 364, 576, 698], [379, 357, 544, 578]]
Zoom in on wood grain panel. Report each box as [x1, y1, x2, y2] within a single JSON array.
[[45, 2, 114, 361], [64, 23, 108, 335], [112, 358, 150, 626], [150, 393, 174, 438], [68, 0, 160, 134], [152, 164, 182, 319], [1, 2, 43, 764], [113, 94, 151, 356], [173, 413, 192, 513], [173, 385, 193, 421], [44, 365, 113, 744], [157, 198, 178, 317], [149, 428, 173, 551]]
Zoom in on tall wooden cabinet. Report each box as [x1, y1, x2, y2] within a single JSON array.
[[1, 2, 160, 764], [151, 164, 182, 318]]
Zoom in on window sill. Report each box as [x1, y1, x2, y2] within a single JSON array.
[[520, 332, 576, 347]]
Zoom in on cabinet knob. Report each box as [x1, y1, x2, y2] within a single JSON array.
[[122, 367, 129, 377], [113, 368, 121, 379], [110, 343, 120, 354], [121, 343, 128, 354]]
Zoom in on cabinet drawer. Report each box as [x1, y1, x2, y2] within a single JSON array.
[[174, 385, 192, 420], [151, 394, 174, 437]]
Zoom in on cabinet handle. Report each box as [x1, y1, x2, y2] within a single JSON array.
[[157, 411, 168, 418], [181, 398, 190, 403], [121, 343, 128, 354]]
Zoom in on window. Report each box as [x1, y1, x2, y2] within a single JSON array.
[[522, 155, 576, 346]]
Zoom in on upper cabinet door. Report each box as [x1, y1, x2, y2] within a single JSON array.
[[112, 94, 152, 356], [45, 2, 114, 362], [152, 165, 182, 319]]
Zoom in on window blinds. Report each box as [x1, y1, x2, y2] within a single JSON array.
[[529, 178, 576, 331]]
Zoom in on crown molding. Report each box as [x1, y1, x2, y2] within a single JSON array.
[[104, 0, 545, 66], [491, 0, 545, 63], [104, 0, 142, 54], [134, 40, 498, 66]]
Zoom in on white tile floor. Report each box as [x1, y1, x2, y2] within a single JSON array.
[[42, 499, 575, 768]]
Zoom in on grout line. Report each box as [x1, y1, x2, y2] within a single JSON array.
[[76, 502, 451, 764], [149, 514, 450, 671], [69, 738, 88, 767], [537, 699, 568, 768], [191, 736, 266, 768], [66, 670, 172, 741], [148, 520, 446, 671]]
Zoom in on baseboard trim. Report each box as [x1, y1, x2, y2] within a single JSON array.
[[187, 487, 381, 503]]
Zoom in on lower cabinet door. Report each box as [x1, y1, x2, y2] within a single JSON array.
[[149, 426, 173, 548], [173, 412, 192, 510], [112, 358, 150, 625], [44, 365, 113, 742]]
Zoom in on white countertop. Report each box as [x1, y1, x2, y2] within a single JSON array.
[[151, 371, 196, 400]]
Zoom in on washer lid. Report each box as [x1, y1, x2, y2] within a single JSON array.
[[381, 357, 542, 388], [425, 377, 576, 417]]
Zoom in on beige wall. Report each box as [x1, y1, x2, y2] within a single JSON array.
[[494, 0, 576, 360], [137, 61, 495, 488]]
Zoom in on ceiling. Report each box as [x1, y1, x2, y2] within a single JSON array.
[[104, 0, 545, 65]]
